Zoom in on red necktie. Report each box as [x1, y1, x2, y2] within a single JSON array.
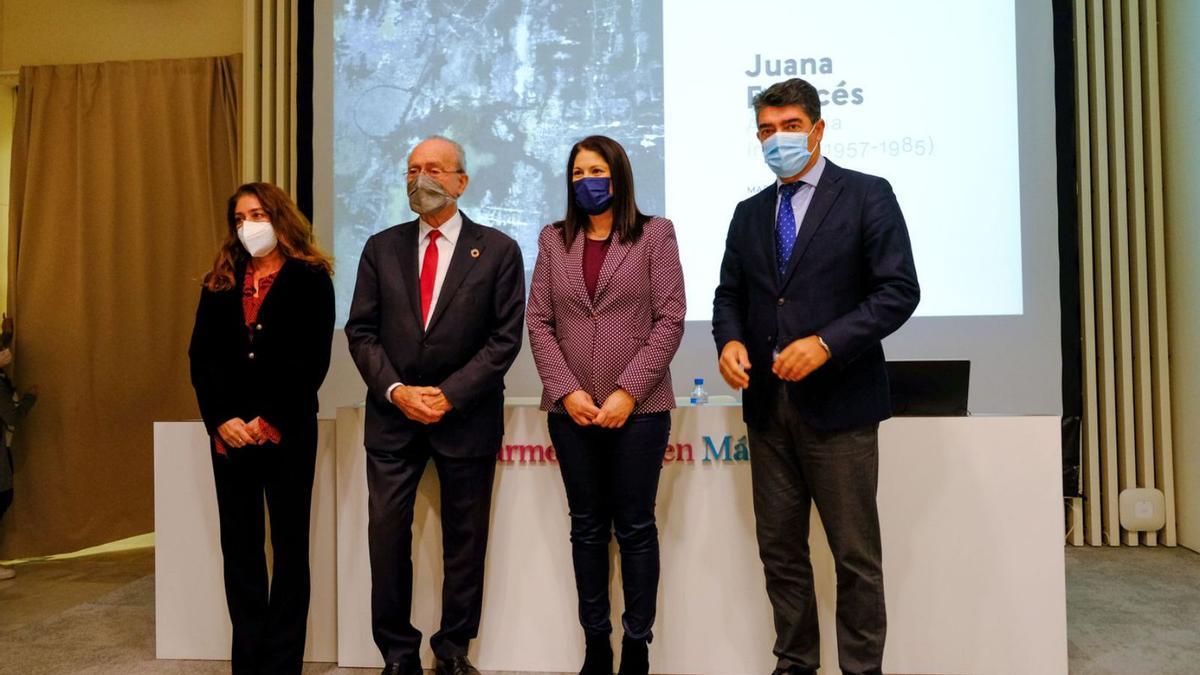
[[420, 230, 441, 326]]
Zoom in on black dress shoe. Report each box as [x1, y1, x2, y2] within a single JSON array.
[[381, 661, 422, 675], [435, 655, 480, 675]]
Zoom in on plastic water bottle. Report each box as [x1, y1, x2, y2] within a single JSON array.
[[689, 378, 709, 406]]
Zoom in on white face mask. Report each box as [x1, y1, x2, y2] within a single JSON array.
[[238, 220, 278, 257]]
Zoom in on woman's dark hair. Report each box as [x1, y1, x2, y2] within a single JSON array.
[[204, 182, 334, 291], [557, 135, 651, 248]]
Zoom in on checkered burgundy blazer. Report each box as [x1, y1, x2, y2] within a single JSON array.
[[527, 216, 686, 415]]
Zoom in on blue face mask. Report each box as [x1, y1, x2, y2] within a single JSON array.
[[761, 130, 816, 178], [573, 177, 614, 215]]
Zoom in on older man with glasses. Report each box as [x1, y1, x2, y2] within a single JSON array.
[[347, 135, 526, 675]]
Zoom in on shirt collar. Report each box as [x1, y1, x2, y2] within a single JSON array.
[[776, 154, 827, 192], [419, 209, 463, 245]]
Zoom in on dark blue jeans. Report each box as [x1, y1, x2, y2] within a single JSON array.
[[548, 411, 670, 642]]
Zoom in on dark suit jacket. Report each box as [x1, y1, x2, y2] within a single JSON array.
[[345, 213, 525, 457], [712, 159, 920, 431], [189, 259, 336, 441]]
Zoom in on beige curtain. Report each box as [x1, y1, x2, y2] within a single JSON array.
[[2, 56, 241, 558]]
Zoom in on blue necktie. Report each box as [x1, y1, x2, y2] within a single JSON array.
[[775, 181, 804, 278]]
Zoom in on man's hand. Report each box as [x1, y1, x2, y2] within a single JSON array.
[[772, 336, 830, 382], [217, 418, 260, 448], [718, 340, 752, 390], [562, 390, 601, 427], [592, 389, 636, 429], [422, 388, 454, 414], [390, 385, 446, 424]]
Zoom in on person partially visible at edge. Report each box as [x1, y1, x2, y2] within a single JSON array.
[[0, 315, 39, 582]]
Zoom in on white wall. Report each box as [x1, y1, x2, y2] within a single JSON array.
[[0, 0, 241, 70], [1162, 0, 1200, 551]]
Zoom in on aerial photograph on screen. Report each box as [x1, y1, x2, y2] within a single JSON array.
[[333, 0, 665, 324]]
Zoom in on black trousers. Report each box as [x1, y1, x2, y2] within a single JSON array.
[[747, 381, 886, 675], [366, 437, 497, 664], [209, 422, 318, 675], [547, 412, 670, 642]]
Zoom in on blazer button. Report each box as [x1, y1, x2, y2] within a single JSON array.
[[248, 352, 256, 360], [777, 298, 786, 306]]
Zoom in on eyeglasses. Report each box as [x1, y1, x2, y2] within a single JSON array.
[[406, 166, 464, 178]]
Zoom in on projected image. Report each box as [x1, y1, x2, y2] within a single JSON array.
[[334, 0, 1023, 324], [333, 0, 665, 324]]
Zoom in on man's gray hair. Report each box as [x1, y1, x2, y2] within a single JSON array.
[[413, 134, 468, 173]]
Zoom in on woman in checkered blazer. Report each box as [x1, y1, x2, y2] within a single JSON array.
[[526, 135, 686, 675]]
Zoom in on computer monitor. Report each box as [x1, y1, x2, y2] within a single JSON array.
[[887, 360, 971, 417]]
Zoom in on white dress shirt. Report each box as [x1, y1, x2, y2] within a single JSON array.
[[387, 210, 462, 400], [417, 210, 462, 327]]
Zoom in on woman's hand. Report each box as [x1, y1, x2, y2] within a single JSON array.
[[562, 390, 601, 427], [218, 418, 260, 448], [244, 417, 273, 445], [592, 389, 635, 429]]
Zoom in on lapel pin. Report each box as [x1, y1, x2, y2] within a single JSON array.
[[470, 248, 481, 258]]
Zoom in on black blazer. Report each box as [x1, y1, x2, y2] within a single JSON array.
[[712, 159, 920, 431], [189, 259, 336, 441], [345, 213, 526, 457]]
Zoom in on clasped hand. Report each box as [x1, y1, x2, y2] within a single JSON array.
[[217, 417, 270, 449], [562, 389, 635, 429], [719, 336, 829, 389], [391, 385, 453, 424]]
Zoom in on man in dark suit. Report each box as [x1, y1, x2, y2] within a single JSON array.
[[713, 79, 920, 675], [346, 136, 525, 675]]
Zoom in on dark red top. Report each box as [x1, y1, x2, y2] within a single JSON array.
[[583, 236, 610, 301], [242, 267, 278, 327], [213, 266, 283, 456]]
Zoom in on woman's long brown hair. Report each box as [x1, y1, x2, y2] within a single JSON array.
[[204, 182, 334, 291]]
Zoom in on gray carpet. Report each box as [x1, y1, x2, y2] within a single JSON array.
[[1, 546, 1198, 673], [1065, 546, 1200, 674], [0, 571, 556, 674], [0, 576, 246, 675]]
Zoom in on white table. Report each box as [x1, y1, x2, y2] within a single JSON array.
[[333, 405, 1068, 675], [154, 406, 1068, 674], [153, 420, 339, 662]]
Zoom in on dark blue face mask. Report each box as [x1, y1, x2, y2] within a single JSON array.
[[573, 177, 614, 215]]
